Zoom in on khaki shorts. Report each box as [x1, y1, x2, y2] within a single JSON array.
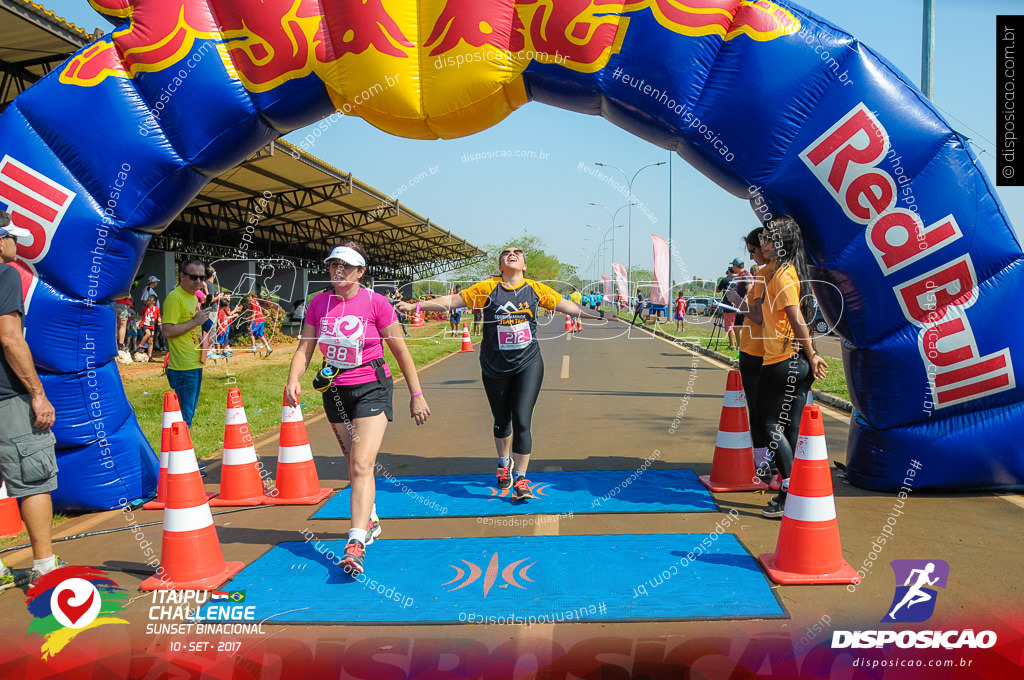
[[0, 394, 58, 497]]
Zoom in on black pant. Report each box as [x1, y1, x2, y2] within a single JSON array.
[[755, 353, 814, 483], [738, 351, 766, 448], [481, 359, 544, 455], [631, 306, 646, 325]]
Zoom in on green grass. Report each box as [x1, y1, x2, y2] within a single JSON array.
[[120, 321, 467, 461], [614, 309, 849, 401]]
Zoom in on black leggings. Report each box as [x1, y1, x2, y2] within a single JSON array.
[[755, 353, 814, 483], [738, 351, 766, 448], [481, 359, 544, 455]]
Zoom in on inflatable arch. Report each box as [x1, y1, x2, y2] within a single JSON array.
[[0, 0, 1019, 510]]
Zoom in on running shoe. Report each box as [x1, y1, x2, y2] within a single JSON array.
[[340, 540, 365, 575], [496, 458, 514, 490], [365, 519, 382, 546], [224, 351, 234, 357], [762, 494, 786, 519], [266, 347, 274, 358], [0, 565, 15, 592], [28, 556, 69, 587], [513, 477, 534, 500]]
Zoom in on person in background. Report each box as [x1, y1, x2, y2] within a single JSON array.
[[568, 286, 583, 332], [723, 258, 753, 351], [115, 295, 133, 359], [448, 285, 463, 336], [0, 216, 66, 589], [631, 287, 646, 326], [291, 298, 307, 323], [162, 259, 215, 428], [236, 291, 273, 357], [214, 298, 236, 358], [675, 291, 687, 333], [139, 296, 162, 362]]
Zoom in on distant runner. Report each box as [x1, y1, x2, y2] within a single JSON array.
[[399, 246, 602, 500]]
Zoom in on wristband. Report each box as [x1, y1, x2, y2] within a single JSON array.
[[410, 390, 423, 397]]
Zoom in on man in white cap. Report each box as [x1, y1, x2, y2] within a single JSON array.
[[0, 211, 67, 590]]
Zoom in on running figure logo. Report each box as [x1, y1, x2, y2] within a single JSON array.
[[882, 559, 950, 623]]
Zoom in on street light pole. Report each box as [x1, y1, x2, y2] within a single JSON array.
[[588, 202, 632, 272], [595, 161, 666, 284], [922, 0, 935, 99]]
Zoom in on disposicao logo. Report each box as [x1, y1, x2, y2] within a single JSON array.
[[25, 567, 129, 659], [832, 559, 997, 650], [883, 559, 949, 623]]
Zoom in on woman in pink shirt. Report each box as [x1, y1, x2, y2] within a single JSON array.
[[285, 241, 430, 575]]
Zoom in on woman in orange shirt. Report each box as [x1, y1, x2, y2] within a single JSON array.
[[737, 227, 774, 480], [744, 216, 828, 518]]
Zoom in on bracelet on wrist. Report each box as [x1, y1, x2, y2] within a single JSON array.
[[410, 390, 423, 397]]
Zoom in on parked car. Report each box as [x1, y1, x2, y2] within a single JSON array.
[[811, 302, 832, 335], [686, 297, 711, 315]]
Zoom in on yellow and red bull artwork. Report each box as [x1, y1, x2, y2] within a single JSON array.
[[0, 0, 1020, 509]]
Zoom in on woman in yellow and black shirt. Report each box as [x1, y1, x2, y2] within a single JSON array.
[[400, 246, 601, 500], [744, 216, 828, 519]]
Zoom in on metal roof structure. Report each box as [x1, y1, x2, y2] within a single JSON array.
[[0, 0, 97, 108], [1, 0, 485, 279], [157, 140, 485, 279]]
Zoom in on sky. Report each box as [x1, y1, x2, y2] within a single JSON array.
[[42, 0, 1023, 283]]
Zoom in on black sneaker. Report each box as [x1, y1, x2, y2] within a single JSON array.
[[340, 540, 365, 575], [762, 494, 786, 519], [496, 458, 514, 490], [513, 477, 534, 500]]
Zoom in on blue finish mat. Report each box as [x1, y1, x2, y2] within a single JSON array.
[[201, 533, 785, 624], [311, 469, 717, 519]]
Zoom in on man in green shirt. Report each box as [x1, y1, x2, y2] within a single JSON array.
[[162, 259, 214, 427]]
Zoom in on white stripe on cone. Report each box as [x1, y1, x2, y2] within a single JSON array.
[[280, 406, 303, 423], [278, 444, 313, 464], [164, 504, 215, 533], [0, 481, 8, 500], [167, 449, 200, 475], [715, 430, 753, 450], [723, 390, 746, 408], [222, 447, 258, 465], [782, 493, 837, 522], [162, 409, 183, 428], [794, 434, 829, 461], [225, 408, 249, 426]]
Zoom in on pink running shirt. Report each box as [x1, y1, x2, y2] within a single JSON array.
[[304, 288, 397, 386]]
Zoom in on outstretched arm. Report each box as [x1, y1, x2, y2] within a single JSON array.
[[554, 298, 604, 320], [397, 294, 466, 314]]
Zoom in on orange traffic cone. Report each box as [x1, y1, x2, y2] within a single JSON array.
[[563, 315, 573, 331], [265, 391, 333, 505], [0, 481, 25, 538], [758, 406, 859, 585], [459, 324, 474, 353], [412, 303, 425, 328], [144, 392, 213, 509], [210, 388, 266, 507], [769, 473, 783, 490], [700, 370, 768, 492], [140, 422, 245, 591]]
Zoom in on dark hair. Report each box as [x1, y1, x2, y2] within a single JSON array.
[[219, 298, 230, 308], [292, 299, 305, 307], [179, 258, 204, 275], [205, 265, 216, 279], [0, 210, 10, 229], [763, 215, 814, 323], [745, 227, 762, 252]]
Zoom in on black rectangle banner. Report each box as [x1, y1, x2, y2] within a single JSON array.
[[998, 15, 1024, 185]]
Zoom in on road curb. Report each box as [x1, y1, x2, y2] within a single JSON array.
[[625, 320, 855, 415]]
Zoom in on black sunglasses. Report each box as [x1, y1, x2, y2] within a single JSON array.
[[500, 249, 523, 258], [1, 234, 16, 243], [184, 273, 206, 281]]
